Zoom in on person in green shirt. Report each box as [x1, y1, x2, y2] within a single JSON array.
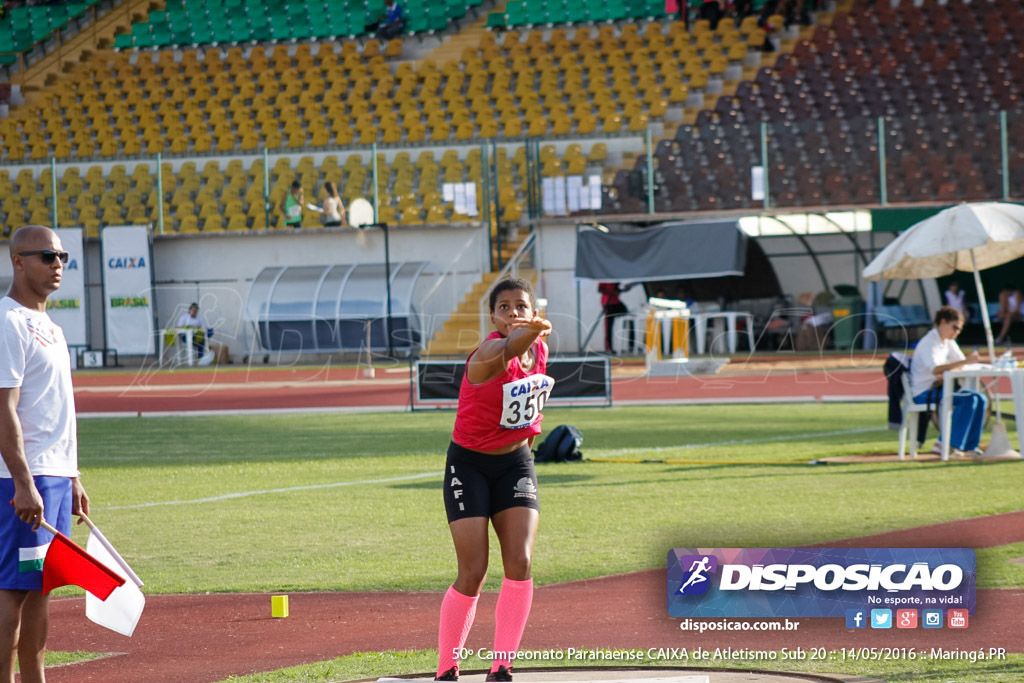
[[280, 181, 303, 228]]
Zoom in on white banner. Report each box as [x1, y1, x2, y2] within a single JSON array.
[[101, 226, 154, 355], [48, 227, 87, 347]]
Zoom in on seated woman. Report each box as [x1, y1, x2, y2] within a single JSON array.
[[995, 286, 1023, 344], [908, 306, 985, 456]]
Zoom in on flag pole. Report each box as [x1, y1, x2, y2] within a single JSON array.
[[78, 513, 144, 586], [78, 512, 97, 531]]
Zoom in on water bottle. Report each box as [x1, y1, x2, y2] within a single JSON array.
[[998, 349, 1015, 370]]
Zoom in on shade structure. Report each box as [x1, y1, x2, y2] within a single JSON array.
[[575, 219, 747, 284], [244, 262, 427, 353]]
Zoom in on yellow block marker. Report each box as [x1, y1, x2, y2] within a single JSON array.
[[271, 594, 289, 618]]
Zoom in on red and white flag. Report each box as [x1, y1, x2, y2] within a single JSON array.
[[85, 525, 146, 637], [42, 532, 124, 599]]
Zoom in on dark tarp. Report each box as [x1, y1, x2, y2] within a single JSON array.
[[574, 220, 747, 284], [643, 238, 782, 302]]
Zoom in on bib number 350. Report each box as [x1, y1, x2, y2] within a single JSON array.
[[500, 374, 555, 429]]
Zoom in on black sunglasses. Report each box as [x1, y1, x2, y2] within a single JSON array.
[[19, 250, 69, 265]]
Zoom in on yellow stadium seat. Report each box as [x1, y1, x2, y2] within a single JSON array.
[[126, 205, 150, 224], [177, 215, 199, 233], [200, 216, 223, 232], [628, 113, 649, 132], [226, 214, 248, 230]]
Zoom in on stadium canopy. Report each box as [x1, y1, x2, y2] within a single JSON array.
[[574, 219, 747, 284], [243, 263, 427, 353]]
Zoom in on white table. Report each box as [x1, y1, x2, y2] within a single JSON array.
[[160, 327, 196, 367], [940, 365, 1024, 461], [692, 311, 755, 355]]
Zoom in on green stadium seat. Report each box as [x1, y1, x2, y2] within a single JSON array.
[[191, 24, 215, 43], [349, 11, 368, 32], [506, 1, 526, 24], [271, 23, 292, 41], [229, 23, 250, 42], [407, 14, 428, 32], [567, 4, 587, 21], [486, 12, 505, 27]]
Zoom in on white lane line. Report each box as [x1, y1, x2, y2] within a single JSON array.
[[101, 471, 441, 510], [591, 427, 885, 457]]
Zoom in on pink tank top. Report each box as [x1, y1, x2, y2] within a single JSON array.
[[451, 331, 553, 452]]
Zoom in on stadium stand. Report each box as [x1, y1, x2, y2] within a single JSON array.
[[113, 0, 485, 49], [0, 1, 104, 62], [1, 0, 1023, 237]]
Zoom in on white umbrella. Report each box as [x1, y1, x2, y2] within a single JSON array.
[[863, 201, 1024, 458], [863, 201, 1024, 359]]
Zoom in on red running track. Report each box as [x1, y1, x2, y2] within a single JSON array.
[[72, 365, 890, 414], [45, 512, 1024, 683]]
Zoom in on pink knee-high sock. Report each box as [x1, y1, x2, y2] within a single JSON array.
[[437, 585, 479, 677], [491, 577, 534, 671]]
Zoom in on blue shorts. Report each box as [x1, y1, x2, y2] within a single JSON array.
[[0, 476, 73, 591]]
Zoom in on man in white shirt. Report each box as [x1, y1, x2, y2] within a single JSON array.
[[0, 225, 89, 682], [909, 306, 985, 455], [176, 302, 212, 361]]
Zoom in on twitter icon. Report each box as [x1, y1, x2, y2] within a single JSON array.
[[870, 609, 893, 629]]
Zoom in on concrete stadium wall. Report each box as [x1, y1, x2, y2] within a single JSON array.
[[0, 221, 900, 364]]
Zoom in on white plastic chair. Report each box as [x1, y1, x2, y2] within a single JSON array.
[[898, 372, 930, 460]]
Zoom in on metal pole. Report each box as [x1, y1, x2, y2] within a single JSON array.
[[878, 117, 887, 206], [971, 250, 997, 365], [1000, 110, 1009, 200], [492, 140, 501, 270], [645, 126, 655, 214], [536, 140, 544, 220], [263, 149, 270, 229], [576, 224, 583, 352], [156, 153, 164, 234], [480, 142, 490, 227], [50, 158, 57, 229], [760, 122, 770, 210], [524, 141, 534, 219], [383, 222, 393, 358], [371, 142, 380, 223]]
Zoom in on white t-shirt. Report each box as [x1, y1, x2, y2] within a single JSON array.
[[944, 290, 967, 317], [909, 327, 966, 397], [176, 311, 207, 328], [322, 196, 342, 223], [0, 297, 78, 477]]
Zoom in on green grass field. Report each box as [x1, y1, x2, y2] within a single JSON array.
[[53, 403, 1023, 681]]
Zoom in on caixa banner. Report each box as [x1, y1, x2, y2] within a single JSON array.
[[667, 548, 975, 618]]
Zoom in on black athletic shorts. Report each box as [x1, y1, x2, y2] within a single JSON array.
[[443, 441, 539, 523]]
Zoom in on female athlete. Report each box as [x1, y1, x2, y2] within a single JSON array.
[[435, 277, 553, 682]]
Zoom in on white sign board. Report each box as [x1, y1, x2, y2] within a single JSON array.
[[543, 175, 603, 215], [101, 226, 155, 355], [751, 166, 765, 201], [47, 227, 88, 347]]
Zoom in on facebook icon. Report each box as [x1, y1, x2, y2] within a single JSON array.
[[846, 609, 867, 629]]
